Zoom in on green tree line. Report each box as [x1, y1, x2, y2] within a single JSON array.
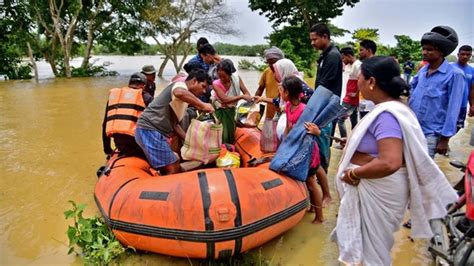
[[1, 0, 239, 79], [2, 0, 448, 81], [88, 42, 270, 58]]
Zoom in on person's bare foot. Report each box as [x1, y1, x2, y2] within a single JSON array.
[[311, 217, 324, 224], [322, 196, 332, 208]]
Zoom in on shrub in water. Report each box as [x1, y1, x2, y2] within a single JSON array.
[[64, 200, 128, 265]]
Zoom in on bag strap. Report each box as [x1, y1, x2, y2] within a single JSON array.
[[211, 112, 220, 124], [248, 156, 274, 167], [196, 111, 221, 124]]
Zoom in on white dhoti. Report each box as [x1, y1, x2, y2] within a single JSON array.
[[333, 164, 409, 265], [331, 101, 458, 266]]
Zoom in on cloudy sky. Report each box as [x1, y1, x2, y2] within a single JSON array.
[[210, 0, 473, 50]]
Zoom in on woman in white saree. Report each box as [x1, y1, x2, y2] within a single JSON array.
[[331, 56, 458, 265]]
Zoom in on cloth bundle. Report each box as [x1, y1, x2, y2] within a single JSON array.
[[270, 85, 344, 181]]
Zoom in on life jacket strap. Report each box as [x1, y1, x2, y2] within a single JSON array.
[[106, 114, 139, 122], [107, 103, 145, 112]]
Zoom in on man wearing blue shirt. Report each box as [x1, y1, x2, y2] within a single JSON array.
[[187, 43, 221, 103], [187, 43, 217, 72], [409, 26, 465, 158], [452, 45, 474, 131]]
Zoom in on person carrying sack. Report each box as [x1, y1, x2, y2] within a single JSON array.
[[211, 59, 252, 144], [135, 69, 214, 175]]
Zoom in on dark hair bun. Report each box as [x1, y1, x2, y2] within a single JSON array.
[[386, 76, 409, 98]]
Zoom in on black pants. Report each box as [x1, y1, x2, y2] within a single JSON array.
[[359, 111, 369, 120], [350, 108, 358, 129], [113, 134, 147, 159]]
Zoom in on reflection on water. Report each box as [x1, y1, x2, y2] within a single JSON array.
[[0, 57, 472, 265]]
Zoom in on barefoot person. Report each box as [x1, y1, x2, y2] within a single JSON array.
[[280, 76, 324, 223], [256, 75, 326, 222], [331, 56, 457, 265], [255, 59, 332, 207], [135, 69, 214, 175]]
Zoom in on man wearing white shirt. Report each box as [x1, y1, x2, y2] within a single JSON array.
[[337, 47, 362, 138]]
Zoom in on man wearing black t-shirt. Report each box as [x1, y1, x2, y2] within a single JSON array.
[[309, 23, 343, 171], [310, 23, 343, 97]]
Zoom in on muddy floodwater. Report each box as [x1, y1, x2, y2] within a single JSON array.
[[1, 56, 473, 265]]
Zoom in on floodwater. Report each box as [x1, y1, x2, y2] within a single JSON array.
[[1, 55, 473, 265]]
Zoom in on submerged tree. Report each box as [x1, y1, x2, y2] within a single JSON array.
[[79, 0, 106, 69], [142, 0, 238, 77], [24, 0, 83, 78], [78, 0, 148, 69], [48, 0, 83, 78], [6, 0, 146, 78]]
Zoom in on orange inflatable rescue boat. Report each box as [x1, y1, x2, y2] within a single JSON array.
[[94, 127, 308, 259]]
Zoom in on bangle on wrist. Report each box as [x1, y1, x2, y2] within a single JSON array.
[[346, 173, 354, 183], [350, 169, 361, 180], [346, 170, 357, 185]]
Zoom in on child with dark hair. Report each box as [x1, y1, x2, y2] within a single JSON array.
[[257, 75, 327, 223], [283, 76, 325, 223]]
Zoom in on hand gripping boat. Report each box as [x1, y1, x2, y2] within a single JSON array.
[[94, 127, 308, 259]]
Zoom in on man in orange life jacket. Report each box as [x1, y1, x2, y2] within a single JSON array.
[[102, 73, 150, 158]]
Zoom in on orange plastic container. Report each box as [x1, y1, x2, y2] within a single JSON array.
[[94, 128, 307, 259]]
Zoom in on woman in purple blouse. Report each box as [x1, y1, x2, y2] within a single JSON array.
[[331, 56, 457, 265]]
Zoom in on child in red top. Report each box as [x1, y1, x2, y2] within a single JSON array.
[[257, 76, 325, 223]]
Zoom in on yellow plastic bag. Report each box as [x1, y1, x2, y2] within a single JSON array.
[[216, 151, 241, 168]]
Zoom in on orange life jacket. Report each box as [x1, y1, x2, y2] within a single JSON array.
[[105, 87, 145, 137]]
